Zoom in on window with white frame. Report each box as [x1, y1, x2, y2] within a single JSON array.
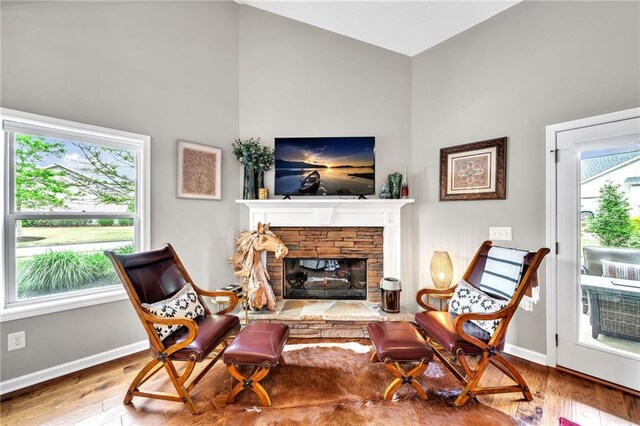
[[2, 110, 150, 316]]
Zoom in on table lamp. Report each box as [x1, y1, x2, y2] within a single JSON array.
[[430, 251, 453, 289]]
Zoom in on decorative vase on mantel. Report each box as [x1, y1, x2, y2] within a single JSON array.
[[388, 172, 402, 199], [379, 183, 391, 199], [243, 166, 257, 199], [233, 137, 274, 200], [256, 170, 265, 191]]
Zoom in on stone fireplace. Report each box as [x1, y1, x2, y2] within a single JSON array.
[[266, 227, 383, 302], [237, 199, 414, 338]]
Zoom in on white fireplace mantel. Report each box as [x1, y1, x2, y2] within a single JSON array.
[[237, 199, 414, 280]]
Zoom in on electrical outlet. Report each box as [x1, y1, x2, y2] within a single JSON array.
[[8, 331, 26, 351], [489, 226, 512, 241]]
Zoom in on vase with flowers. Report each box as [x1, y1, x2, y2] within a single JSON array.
[[232, 137, 275, 199]]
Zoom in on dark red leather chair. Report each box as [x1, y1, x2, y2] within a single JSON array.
[[415, 241, 549, 406], [105, 244, 240, 414]]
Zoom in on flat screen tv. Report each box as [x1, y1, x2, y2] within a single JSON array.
[[274, 137, 375, 196]]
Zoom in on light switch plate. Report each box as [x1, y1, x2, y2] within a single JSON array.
[[489, 226, 512, 241]]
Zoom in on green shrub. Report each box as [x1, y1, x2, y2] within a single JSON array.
[[587, 182, 633, 247], [84, 252, 118, 283], [118, 218, 133, 226], [18, 251, 103, 293], [115, 244, 135, 254], [22, 219, 92, 228], [16, 249, 130, 297], [627, 233, 640, 248], [97, 218, 115, 227]]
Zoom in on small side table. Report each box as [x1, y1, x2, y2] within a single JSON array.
[[210, 284, 242, 314], [210, 295, 235, 314], [426, 292, 451, 311]]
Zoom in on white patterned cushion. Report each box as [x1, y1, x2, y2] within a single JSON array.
[[448, 280, 508, 336], [602, 259, 640, 281], [141, 284, 206, 340]]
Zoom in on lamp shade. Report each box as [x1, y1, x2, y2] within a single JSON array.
[[430, 251, 453, 289]]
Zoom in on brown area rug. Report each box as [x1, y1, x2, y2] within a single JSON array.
[[204, 342, 517, 425]]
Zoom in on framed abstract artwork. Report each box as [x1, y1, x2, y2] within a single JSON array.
[[439, 137, 507, 201], [177, 140, 222, 200]]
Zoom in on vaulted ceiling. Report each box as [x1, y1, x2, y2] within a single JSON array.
[[238, 1, 520, 57]]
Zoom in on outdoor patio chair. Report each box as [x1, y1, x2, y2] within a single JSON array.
[[414, 241, 549, 406], [105, 244, 240, 414]]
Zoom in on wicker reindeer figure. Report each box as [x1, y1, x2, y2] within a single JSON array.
[[231, 222, 288, 311]]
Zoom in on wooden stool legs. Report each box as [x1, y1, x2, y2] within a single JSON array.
[[384, 359, 429, 400], [226, 356, 286, 407], [371, 351, 429, 401], [226, 363, 272, 406]]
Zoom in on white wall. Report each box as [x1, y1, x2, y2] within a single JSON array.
[[0, 1, 240, 381], [237, 6, 417, 307], [238, 6, 412, 198], [411, 1, 640, 353]]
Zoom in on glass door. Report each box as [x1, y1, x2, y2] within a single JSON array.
[[555, 114, 640, 391]]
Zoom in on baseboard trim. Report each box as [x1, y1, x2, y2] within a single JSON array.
[[0, 340, 147, 396], [504, 343, 547, 366], [556, 365, 640, 397]]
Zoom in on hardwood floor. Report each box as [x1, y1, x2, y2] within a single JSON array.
[[1, 341, 638, 426]]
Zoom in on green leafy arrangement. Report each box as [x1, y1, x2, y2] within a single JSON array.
[[232, 138, 275, 171]]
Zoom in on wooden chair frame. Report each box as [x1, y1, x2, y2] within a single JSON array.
[[369, 351, 429, 401], [415, 241, 550, 406], [106, 244, 240, 415]]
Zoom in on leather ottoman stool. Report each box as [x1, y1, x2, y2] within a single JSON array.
[[367, 321, 433, 400], [223, 322, 289, 407]]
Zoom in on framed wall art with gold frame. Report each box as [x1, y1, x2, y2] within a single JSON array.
[[439, 137, 506, 201]]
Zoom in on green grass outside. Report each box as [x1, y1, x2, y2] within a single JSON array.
[[581, 237, 600, 248], [18, 226, 133, 247]]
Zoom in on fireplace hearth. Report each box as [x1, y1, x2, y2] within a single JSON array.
[[284, 258, 367, 300]]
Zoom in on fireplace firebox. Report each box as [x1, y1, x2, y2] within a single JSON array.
[[283, 258, 367, 300], [266, 226, 384, 303]]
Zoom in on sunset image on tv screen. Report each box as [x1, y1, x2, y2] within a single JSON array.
[[274, 137, 375, 196]]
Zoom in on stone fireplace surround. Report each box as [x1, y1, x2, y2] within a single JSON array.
[[267, 226, 383, 302], [237, 199, 414, 337]]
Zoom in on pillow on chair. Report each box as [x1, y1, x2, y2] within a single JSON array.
[[449, 280, 508, 336], [479, 247, 528, 299], [602, 259, 640, 281], [142, 283, 206, 340]]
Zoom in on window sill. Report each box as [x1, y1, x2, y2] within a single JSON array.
[[0, 288, 128, 322]]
